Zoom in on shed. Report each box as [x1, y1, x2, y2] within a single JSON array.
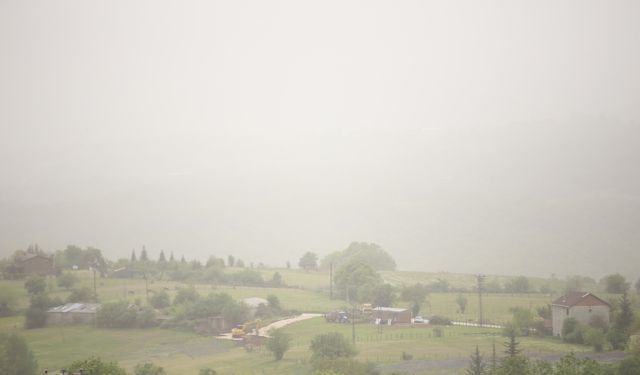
[[551, 292, 610, 336], [46, 303, 100, 326], [371, 307, 412, 325]]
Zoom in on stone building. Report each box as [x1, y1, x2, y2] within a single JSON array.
[[551, 292, 610, 337]]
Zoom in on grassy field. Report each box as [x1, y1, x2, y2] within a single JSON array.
[[0, 269, 618, 375], [0, 315, 589, 375]]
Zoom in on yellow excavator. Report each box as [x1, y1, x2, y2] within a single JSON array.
[[231, 319, 262, 339]]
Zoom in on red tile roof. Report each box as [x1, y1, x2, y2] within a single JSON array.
[[552, 292, 610, 307]]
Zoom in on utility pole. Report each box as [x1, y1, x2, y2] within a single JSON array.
[[329, 262, 333, 299], [144, 272, 149, 300], [92, 266, 97, 300], [352, 302, 356, 344], [476, 274, 485, 327]]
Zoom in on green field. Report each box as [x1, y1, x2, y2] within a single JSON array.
[[0, 269, 610, 375]]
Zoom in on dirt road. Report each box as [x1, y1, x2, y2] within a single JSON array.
[[217, 313, 322, 340]]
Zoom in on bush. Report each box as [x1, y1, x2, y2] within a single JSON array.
[[25, 294, 59, 329], [57, 272, 78, 290], [66, 287, 96, 303], [583, 327, 606, 352], [0, 333, 38, 375], [136, 306, 158, 328], [67, 357, 127, 375], [266, 329, 292, 360], [135, 362, 166, 375], [24, 276, 46, 295], [311, 358, 379, 375], [149, 291, 171, 309], [433, 326, 444, 338], [0, 288, 17, 317], [310, 332, 357, 363], [173, 287, 200, 305], [96, 301, 137, 328], [429, 315, 452, 325], [199, 368, 217, 375]]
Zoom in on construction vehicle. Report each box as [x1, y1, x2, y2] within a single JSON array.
[[325, 310, 350, 323], [231, 319, 262, 339]]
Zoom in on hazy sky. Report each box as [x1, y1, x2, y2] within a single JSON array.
[[1, 1, 639, 279]]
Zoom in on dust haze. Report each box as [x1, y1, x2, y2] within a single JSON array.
[[1, 0, 639, 279]]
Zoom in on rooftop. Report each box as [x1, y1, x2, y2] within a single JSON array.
[[47, 303, 100, 314]]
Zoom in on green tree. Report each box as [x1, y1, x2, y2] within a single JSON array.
[[158, 250, 166, 263], [321, 242, 396, 271], [0, 333, 38, 375], [24, 276, 46, 295], [609, 292, 635, 349], [66, 287, 96, 303], [467, 345, 485, 375], [67, 357, 127, 375], [509, 307, 534, 336], [504, 276, 530, 293], [199, 368, 217, 375], [504, 328, 521, 357], [25, 294, 58, 329], [401, 283, 427, 315], [131, 249, 137, 262], [267, 295, 281, 312], [310, 332, 357, 363], [0, 288, 17, 317], [135, 362, 167, 375], [457, 295, 468, 314], [635, 278, 640, 295], [140, 246, 149, 261], [371, 284, 396, 307], [334, 261, 382, 302], [57, 272, 78, 290], [227, 255, 235, 267], [601, 273, 629, 294], [271, 271, 283, 286], [169, 252, 175, 262], [299, 252, 319, 270], [96, 301, 137, 328], [149, 291, 171, 309], [266, 329, 292, 360], [619, 352, 640, 375]]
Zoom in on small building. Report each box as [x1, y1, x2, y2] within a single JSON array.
[[110, 267, 144, 279], [46, 303, 100, 326], [371, 307, 412, 325], [551, 292, 610, 337], [15, 254, 54, 276]]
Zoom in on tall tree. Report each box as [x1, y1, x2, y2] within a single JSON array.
[[467, 346, 485, 375], [609, 292, 635, 349], [298, 252, 319, 270], [131, 249, 137, 262], [227, 255, 235, 267], [169, 251, 175, 262], [0, 333, 38, 375], [140, 246, 149, 262], [158, 250, 166, 263], [601, 273, 629, 294]]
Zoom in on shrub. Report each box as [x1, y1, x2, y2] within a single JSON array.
[[96, 301, 137, 328], [57, 272, 78, 290], [149, 291, 171, 309], [429, 315, 452, 325], [66, 288, 96, 303], [310, 332, 357, 363], [0, 333, 38, 375], [134, 362, 166, 375], [199, 368, 217, 375], [266, 329, 291, 360], [24, 276, 46, 295], [173, 287, 200, 305], [67, 357, 127, 375]]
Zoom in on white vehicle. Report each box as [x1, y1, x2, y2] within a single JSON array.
[[413, 316, 426, 324]]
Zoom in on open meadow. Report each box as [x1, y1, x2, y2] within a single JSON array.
[[0, 268, 603, 375]]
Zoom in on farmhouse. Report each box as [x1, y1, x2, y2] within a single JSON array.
[[551, 292, 610, 337], [46, 303, 100, 326], [15, 254, 54, 276], [371, 307, 412, 325]]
